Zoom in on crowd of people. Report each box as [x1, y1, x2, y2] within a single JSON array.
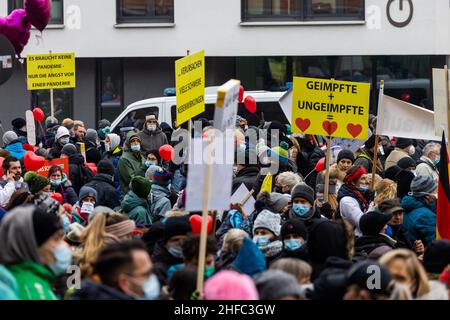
[[0, 113, 449, 300]]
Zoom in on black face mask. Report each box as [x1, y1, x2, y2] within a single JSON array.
[[274, 186, 283, 194]]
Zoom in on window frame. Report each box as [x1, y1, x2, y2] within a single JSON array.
[[116, 0, 174, 24], [31, 88, 74, 120], [8, 0, 64, 25], [304, 0, 365, 21]]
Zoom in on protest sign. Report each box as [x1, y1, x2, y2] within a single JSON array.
[[36, 158, 69, 178], [26, 52, 76, 90], [432, 68, 450, 139], [25, 110, 36, 146], [291, 77, 370, 139], [278, 88, 292, 124], [175, 50, 205, 125], [231, 183, 256, 216]]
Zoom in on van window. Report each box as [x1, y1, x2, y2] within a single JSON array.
[[171, 104, 215, 129], [113, 106, 159, 133]]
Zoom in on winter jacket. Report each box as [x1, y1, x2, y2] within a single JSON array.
[[231, 237, 266, 278], [85, 141, 102, 165], [69, 153, 94, 195], [4, 141, 26, 160], [385, 148, 411, 170], [7, 261, 57, 300], [338, 184, 371, 237], [138, 127, 168, 153], [232, 166, 259, 194], [152, 243, 184, 286], [354, 148, 383, 176], [389, 224, 415, 251], [50, 177, 78, 205], [402, 195, 436, 246], [118, 151, 146, 195], [71, 279, 134, 300], [102, 147, 123, 196], [416, 156, 439, 182], [121, 191, 152, 226], [0, 177, 28, 208], [0, 264, 19, 300], [84, 173, 120, 209], [48, 141, 63, 159], [354, 234, 396, 258], [149, 184, 172, 222]]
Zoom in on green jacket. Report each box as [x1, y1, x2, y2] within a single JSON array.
[[118, 131, 146, 194], [0, 265, 19, 300], [7, 261, 58, 300], [121, 191, 152, 226]]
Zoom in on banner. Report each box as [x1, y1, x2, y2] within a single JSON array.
[[26, 52, 76, 90], [432, 68, 450, 139], [376, 94, 441, 141], [291, 77, 370, 139], [175, 50, 205, 125], [36, 158, 69, 178]]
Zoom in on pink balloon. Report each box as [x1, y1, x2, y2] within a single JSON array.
[[25, 0, 51, 32], [0, 9, 31, 56]]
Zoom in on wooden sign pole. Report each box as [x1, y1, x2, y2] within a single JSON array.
[[323, 136, 332, 202]]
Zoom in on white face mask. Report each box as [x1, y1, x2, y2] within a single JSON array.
[[147, 124, 157, 132], [105, 143, 111, 152], [408, 145, 416, 156], [80, 202, 94, 214]]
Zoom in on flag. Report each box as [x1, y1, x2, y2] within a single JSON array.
[[260, 172, 273, 193], [437, 132, 450, 240]]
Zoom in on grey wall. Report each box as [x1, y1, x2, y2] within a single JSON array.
[[73, 58, 96, 128]]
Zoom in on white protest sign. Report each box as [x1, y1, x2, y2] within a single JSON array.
[[278, 88, 292, 124], [376, 94, 441, 141], [231, 183, 256, 216], [432, 68, 450, 139], [25, 110, 36, 146]]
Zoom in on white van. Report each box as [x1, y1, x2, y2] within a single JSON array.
[[110, 87, 288, 133]]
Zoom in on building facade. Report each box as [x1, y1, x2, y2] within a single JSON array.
[[0, 0, 449, 130]]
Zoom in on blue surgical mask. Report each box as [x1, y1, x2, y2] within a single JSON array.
[[292, 203, 311, 217], [145, 160, 157, 168], [60, 137, 70, 145], [131, 144, 141, 152], [141, 274, 160, 300], [284, 239, 302, 252], [167, 245, 184, 259], [433, 156, 440, 165], [50, 178, 62, 186], [253, 236, 270, 248], [49, 243, 72, 276], [359, 184, 369, 192]]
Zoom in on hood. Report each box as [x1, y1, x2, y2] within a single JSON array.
[[232, 237, 267, 277], [125, 131, 140, 144], [69, 153, 85, 165], [401, 195, 428, 212], [151, 184, 170, 198], [122, 191, 148, 212], [107, 133, 121, 151], [307, 219, 347, 263], [5, 142, 26, 158], [71, 279, 134, 300], [92, 173, 115, 186]]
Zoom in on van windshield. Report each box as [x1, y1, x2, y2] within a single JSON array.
[[113, 106, 159, 133]]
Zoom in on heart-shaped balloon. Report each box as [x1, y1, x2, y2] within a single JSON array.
[[159, 144, 174, 161], [23, 151, 46, 172], [189, 214, 213, 235], [50, 192, 63, 203], [25, 0, 51, 32], [0, 157, 4, 177], [244, 96, 257, 114], [32, 107, 45, 122], [0, 9, 31, 56], [315, 157, 326, 172]]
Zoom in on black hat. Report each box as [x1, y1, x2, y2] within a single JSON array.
[[347, 260, 393, 295], [281, 219, 308, 241], [32, 208, 63, 247], [396, 138, 413, 149], [164, 216, 192, 243], [397, 157, 416, 170], [337, 149, 355, 164], [61, 143, 78, 157], [422, 240, 450, 274], [359, 211, 393, 236], [291, 183, 314, 206], [384, 165, 402, 182], [11, 118, 26, 129], [396, 170, 415, 199], [97, 159, 115, 176], [378, 198, 403, 215], [365, 135, 376, 149]]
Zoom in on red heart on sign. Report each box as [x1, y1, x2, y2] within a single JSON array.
[[23, 151, 46, 172], [189, 214, 213, 235], [347, 123, 363, 138], [295, 118, 311, 132], [322, 121, 338, 136]]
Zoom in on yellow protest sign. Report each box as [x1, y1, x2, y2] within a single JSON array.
[[291, 77, 370, 140], [27, 52, 76, 90], [175, 50, 205, 125]]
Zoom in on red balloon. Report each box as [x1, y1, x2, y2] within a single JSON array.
[[189, 214, 213, 235], [244, 96, 257, 114], [50, 192, 63, 203], [23, 151, 46, 172], [159, 144, 174, 161], [238, 85, 245, 103], [62, 203, 73, 214], [32, 107, 45, 122], [315, 157, 326, 172], [0, 157, 4, 177]]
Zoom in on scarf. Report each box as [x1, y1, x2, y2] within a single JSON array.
[[104, 220, 136, 245], [338, 183, 370, 212], [260, 240, 283, 258]]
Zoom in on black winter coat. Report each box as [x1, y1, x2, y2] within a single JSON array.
[[85, 141, 102, 165], [69, 153, 94, 194], [354, 234, 396, 258], [84, 173, 121, 209], [151, 243, 184, 286], [232, 166, 260, 194], [71, 279, 134, 300]]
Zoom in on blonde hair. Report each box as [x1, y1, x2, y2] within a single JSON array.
[[222, 228, 248, 254], [327, 193, 339, 211], [270, 258, 312, 283], [379, 249, 430, 298], [374, 179, 397, 207], [79, 212, 129, 277]]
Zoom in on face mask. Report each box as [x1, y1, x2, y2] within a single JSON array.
[[292, 203, 311, 217], [433, 156, 440, 165], [96, 141, 101, 148], [408, 145, 415, 156], [167, 245, 184, 259], [50, 178, 62, 186], [253, 236, 270, 248], [147, 124, 157, 132], [204, 266, 215, 279], [105, 143, 111, 152], [60, 138, 70, 145], [284, 239, 302, 252], [317, 196, 325, 203], [411, 170, 417, 176], [131, 144, 141, 152], [80, 202, 94, 214], [141, 274, 160, 300], [145, 161, 157, 168], [274, 186, 283, 194], [49, 243, 72, 276], [359, 184, 369, 192]]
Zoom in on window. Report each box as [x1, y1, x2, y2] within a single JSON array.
[[97, 59, 124, 123], [31, 89, 73, 121], [113, 106, 160, 134], [171, 104, 215, 129], [8, 0, 64, 25], [117, 0, 174, 23], [242, 0, 364, 22]]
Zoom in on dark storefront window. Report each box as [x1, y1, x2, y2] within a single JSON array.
[[242, 0, 364, 22], [97, 59, 124, 122], [117, 0, 174, 23], [8, 0, 64, 24], [32, 89, 73, 121]]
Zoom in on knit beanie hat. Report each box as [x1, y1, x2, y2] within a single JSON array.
[[253, 209, 281, 237], [32, 208, 63, 247], [396, 170, 415, 198], [204, 270, 259, 300], [268, 141, 289, 166], [422, 240, 450, 274], [98, 119, 111, 129], [2, 131, 18, 145], [365, 135, 376, 149], [256, 191, 291, 213], [61, 143, 78, 157], [55, 126, 70, 140], [11, 118, 26, 130], [359, 211, 393, 236], [396, 138, 413, 149], [410, 176, 438, 196], [384, 165, 402, 182], [85, 129, 98, 144], [24, 172, 50, 194], [97, 160, 115, 176], [280, 219, 308, 241], [152, 168, 173, 186], [397, 157, 416, 170], [378, 198, 403, 215], [131, 176, 152, 199], [163, 216, 192, 243], [255, 270, 302, 300], [45, 116, 59, 130], [337, 149, 354, 164], [291, 183, 314, 206], [79, 186, 98, 203], [344, 166, 367, 184]]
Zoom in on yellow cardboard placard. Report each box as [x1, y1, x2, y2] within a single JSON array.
[[27, 52, 76, 90], [291, 77, 370, 140], [175, 50, 205, 125]]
